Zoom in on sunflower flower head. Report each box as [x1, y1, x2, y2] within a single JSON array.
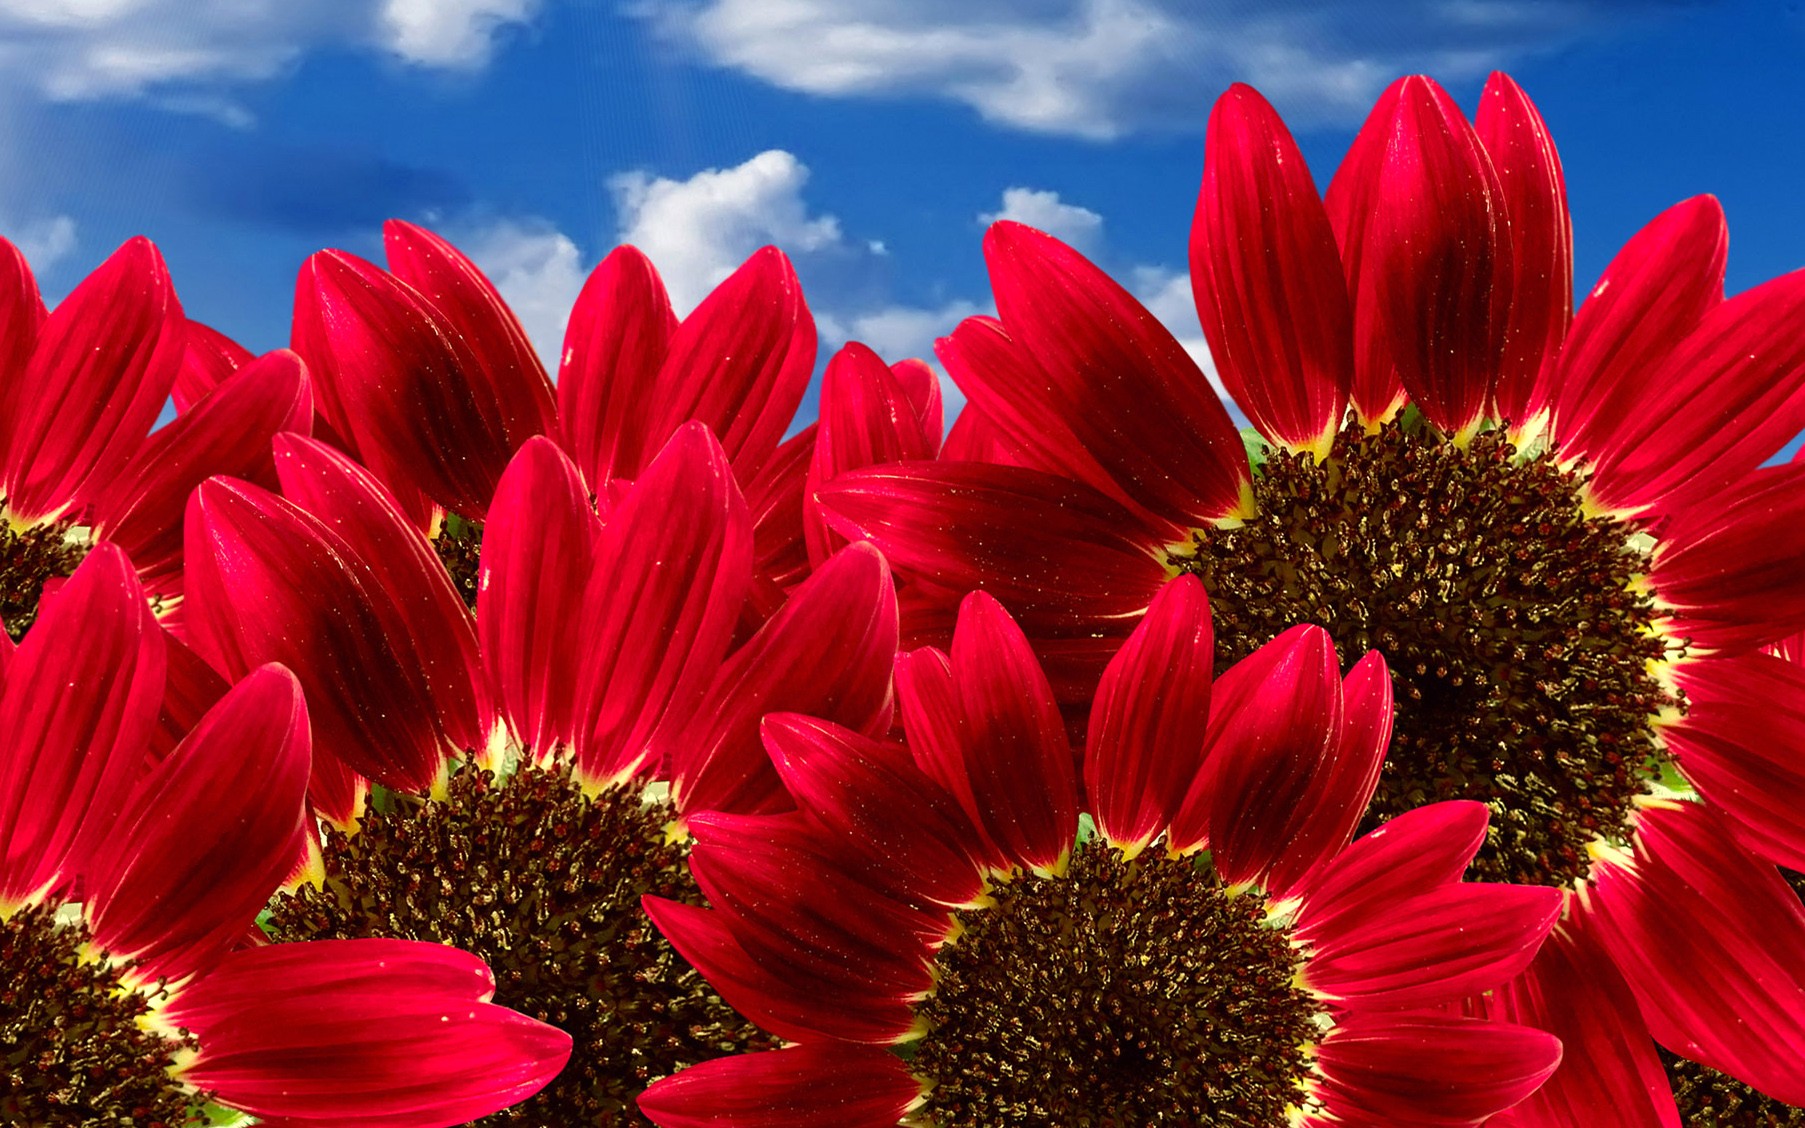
[[639, 580, 1564, 1127]]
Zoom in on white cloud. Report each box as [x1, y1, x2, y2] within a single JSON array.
[[381, 0, 538, 68], [12, 214, 76, 273], [610, 149, 859, 315], [981, 187, 1103, 254], [457, 217, 584, 371], [634, 0, 1670, 137], [0, 0, 535, 106]]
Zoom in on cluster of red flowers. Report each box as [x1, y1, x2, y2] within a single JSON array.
[[2, 69, 1803, 1127]]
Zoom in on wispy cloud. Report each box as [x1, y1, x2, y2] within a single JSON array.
[[633, 0, 1689, 137], [0, 0, 538, 110]]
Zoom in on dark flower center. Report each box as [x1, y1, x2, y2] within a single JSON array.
[[432, 513, 485, 609], [0, 517, 87, 641], [0, 903, 202, 1126], [911, 841, 1318, 1128], [264, 760, 773, 1127], [1169, 419, 1675, 886]]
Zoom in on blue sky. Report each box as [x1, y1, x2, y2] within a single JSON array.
[[1, 0, 1797, 426]]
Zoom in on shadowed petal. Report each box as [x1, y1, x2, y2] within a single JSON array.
[[744, 423, 815, 626], [183, 477, 453, 800], [1191, 83, 1351, 453], [172, 319, 253, 413], [983, 222, 1252, 524], [0, 235, 45, 473], [273, 433, 498, 757], [292, 249, 511, 518], [819, 460, 1169, 636], [384, 219, 557, 448]]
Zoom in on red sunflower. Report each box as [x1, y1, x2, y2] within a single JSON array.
[[182, 420, 900, 1124], [0, 542, 568, 1124], [0, 237, 310, 640], [817, 72, 1805, 1120], [638, 578, 1563, 1126]]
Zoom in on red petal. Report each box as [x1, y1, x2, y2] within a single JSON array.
[[1293, 801, 1491, 941], [1666, 651, 1805, 868], [1476, 72, 1573, 432], [0, 543, 164, 906], [1317, 1012, 1562, 1126], [272, 433, 497, 756], [84, 664, 308, 985], [744, 422, 815, 626], [643, 896, 919, 1045], [1305, 881, 1560, 1010], [805, 342, 941, 566], [384, 219, 557, 448], [0, 236, 45, 470], [687, 812, 940, 999], [640, 247, 815, 484], [1368, 76, 1512, 438], [1325, 77, 1408, 425], [1586, 266, 1805, 515], [1264, 649, 1393, 899], [818, 460, 1168, 636], [1083, 574, 1213, 852], [1545, 196, 1725, 467], [984, 222, 1252, 524], [762, 713, 987, 909], [172, 318, 253, 413], [1650, 461, 1805, 654], [912, 592, 1077, 874], [571, 422, 752, 786], [638, 1043, 924, 1128], [935, 315, 1168, 527], [169, 939, 570, 1124], [1580, 801, 1805, 1103], [1, 238, 184, 523], [88, 349, 313, 605], [147, 627, 229, 767], [477, 436, 602, 758], [182, 477, 453, 797], [292, 249, 512, 518], [664, 541, 896, 816], [890, 356, 943, 448], [1191, 83, 1352, 452], [557, 245, 678, 490], [1168, 624, 1342, 881], [1471, 921, 1682, 1128]]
